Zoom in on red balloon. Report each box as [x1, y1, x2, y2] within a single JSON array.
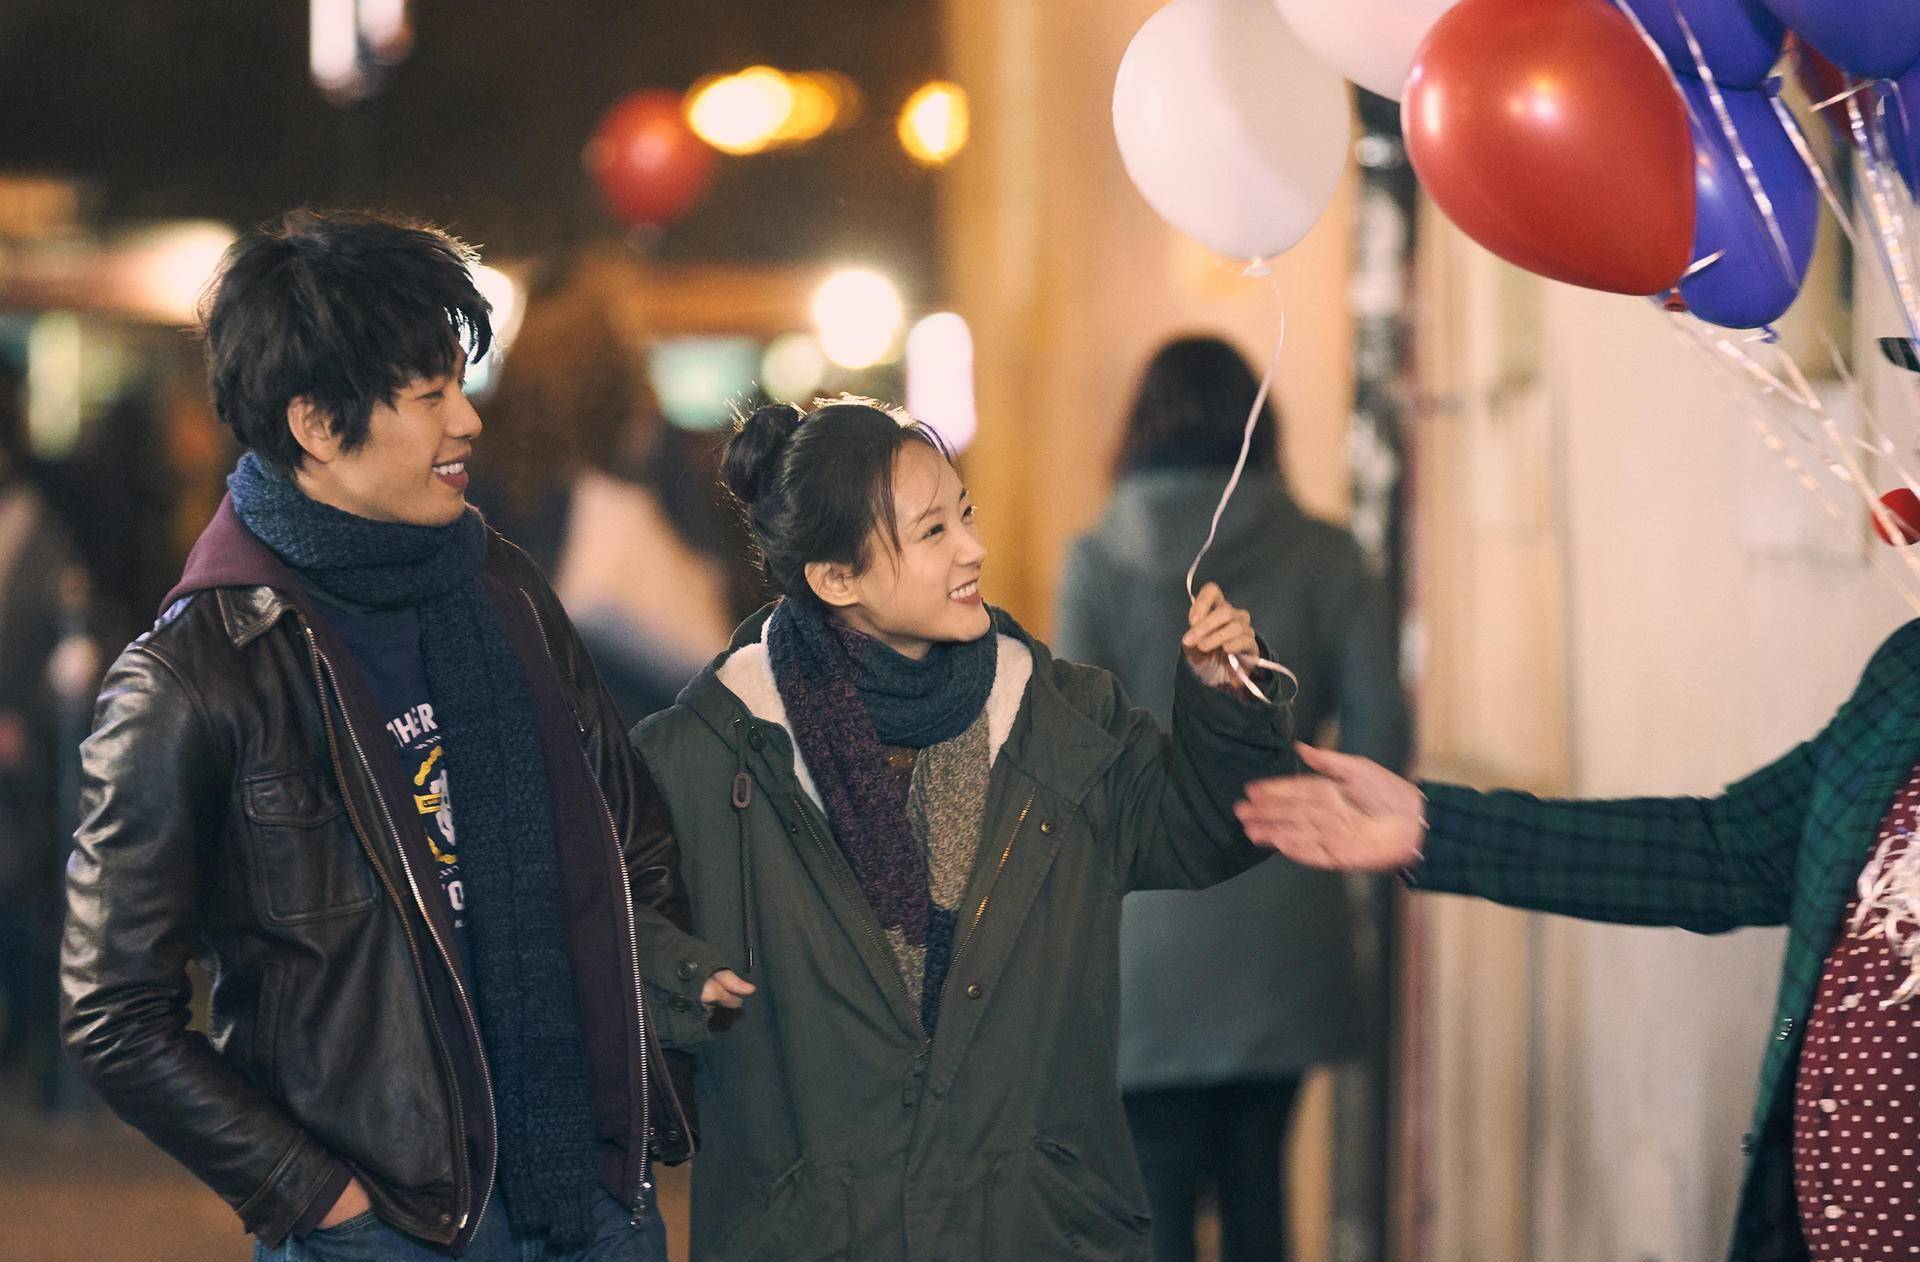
[[585, 91, 718, 228], [1402, 0, 1696, 295], [1873, 488, 1920, 546]]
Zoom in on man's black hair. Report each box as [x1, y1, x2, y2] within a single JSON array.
[[200, 209, 493, 470]]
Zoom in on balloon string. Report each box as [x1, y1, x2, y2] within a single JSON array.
[[1844, 91, 1920, 345], [1770, 91, 1862, 254], [1667, 3, 1801, 288], [1683, 249, 1727, 279], [1773, 343, 1920, 598], [1608, 0, 1679, 78], [1184, 273, 1299, 705], [1671, 314, 1920, 616], [1813, 84, 1876, 114]]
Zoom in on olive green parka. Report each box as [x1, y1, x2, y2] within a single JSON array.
[[632, 607, 1297, 1261]]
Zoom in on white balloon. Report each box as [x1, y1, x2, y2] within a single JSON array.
[[1272, 0, 1460, 100], [1113, 0, 1352, 264]]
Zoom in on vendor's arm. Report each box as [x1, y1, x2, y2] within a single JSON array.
[[1241, 740, 1813, 933]]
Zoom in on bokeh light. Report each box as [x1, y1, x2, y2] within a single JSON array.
[[898, 81, 970, 166], [811, 268, 906, 370], [463, 262, 525, 395], [649, 337, 762, 430], [905, 312, 977, 452], [761, 332, 828, 402], [120, 220, 238, 324], [686, 67, 795, 156]]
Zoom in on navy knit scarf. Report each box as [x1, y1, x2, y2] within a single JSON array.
[[767, 598, 995, 1018], [227, 453, 598, 1249]]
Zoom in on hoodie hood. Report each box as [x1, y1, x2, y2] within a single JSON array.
[[1087, 467, 1300, 586], [160, 494, 307, 613]]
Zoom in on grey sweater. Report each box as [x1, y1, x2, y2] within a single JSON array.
[[1056, 467, 1411, 1088]]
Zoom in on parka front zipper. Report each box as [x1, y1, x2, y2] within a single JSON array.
[[300, 618, 497, 1237], [784, 769, 1041, 1054]]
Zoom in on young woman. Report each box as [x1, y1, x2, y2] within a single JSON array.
[[632, 397, 1298, 1261]]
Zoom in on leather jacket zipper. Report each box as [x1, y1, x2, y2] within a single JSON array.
[[517, 590, 681, 1221], [300, 618, 497, 1236]]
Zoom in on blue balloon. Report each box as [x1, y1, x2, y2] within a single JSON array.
[[1620, 0, 1786, 87], [1679, 81, 1820, 328], [1762, 0, 1920, 80]]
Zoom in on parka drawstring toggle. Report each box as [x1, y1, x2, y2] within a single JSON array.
[[732, 718, 756, 974]]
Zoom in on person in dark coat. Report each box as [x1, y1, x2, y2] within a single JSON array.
[[0, 354, 81, 1087], [631, 397, 1300, 1261], [1055, 335, 1411, 1262], [60, 211, 739, 1261]]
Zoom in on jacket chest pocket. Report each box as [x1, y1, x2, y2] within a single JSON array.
[[242, 769, 378, 923]]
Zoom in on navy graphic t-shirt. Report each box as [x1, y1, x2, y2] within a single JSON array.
[[306, 590, 468, 956]]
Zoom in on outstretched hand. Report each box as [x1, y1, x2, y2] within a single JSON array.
[[1234, 743, 1426, 872]]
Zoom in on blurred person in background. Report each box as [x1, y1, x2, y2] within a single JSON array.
[[474, 255, 762, 725], [61, 211, 744, 1261], [0, 353, 83, 1105], [1055, 335, 1412, 1262], [37, 358, 236, 651]]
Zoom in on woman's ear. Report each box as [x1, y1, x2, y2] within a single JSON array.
[[286, 397, 340, 466], [804, 560, 861, 609]]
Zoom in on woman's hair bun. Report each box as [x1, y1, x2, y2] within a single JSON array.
[[723, 401, 805, 508]]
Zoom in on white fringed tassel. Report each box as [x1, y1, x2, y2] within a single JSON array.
[[1850, 828, 1920, 1007]]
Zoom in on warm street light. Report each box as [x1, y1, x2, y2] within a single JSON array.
[[685, 67, 858, 155], [898, 81, 969, 166], [812, 268, 905, 370], [685, 66, 795, 156], [309, 0, 411, 102]]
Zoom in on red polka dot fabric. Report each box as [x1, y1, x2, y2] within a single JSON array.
[[1794, 782, 1920, 1260]]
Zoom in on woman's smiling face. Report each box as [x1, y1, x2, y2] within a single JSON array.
[[829, 441, 990, 659]]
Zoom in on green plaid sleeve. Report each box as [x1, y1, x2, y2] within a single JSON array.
[[1410, 741, 1815, 932], [1409, 623, 1920, 932]]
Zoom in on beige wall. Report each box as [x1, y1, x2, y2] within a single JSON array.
[[1409, 204, 1914, 1260]]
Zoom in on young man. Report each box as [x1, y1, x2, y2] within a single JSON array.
[[1237, 624, 1920, 1262], [60, 210, 752, 1260]]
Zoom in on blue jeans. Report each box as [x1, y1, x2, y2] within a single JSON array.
[[254, 1192, 667, 1262]]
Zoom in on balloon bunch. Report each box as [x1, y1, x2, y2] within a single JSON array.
[[1110, 0, 1920, 571]]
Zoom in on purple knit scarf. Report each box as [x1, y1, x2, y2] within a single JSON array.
[[767, 598, 995, 951]]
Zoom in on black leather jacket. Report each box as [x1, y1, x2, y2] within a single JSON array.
[[60, 501, 722, 1249]]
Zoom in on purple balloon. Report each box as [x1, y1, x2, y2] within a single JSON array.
[[1885, 70, 1920, 197], [1679, 81, 1820, 328], [1761, 0, 1920, 80], [1620, 0, 1786, 87]]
